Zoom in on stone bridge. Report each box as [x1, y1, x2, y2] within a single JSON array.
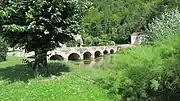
[[8, 45, 120, 61], [47, 46, 118, 61]]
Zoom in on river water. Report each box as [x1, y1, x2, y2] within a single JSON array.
[[70, 55, 115, 68]]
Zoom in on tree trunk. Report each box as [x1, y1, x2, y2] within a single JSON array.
[[34, 49, 48, 75]]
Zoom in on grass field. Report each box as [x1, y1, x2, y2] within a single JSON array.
[[0, 56, 110, 101]]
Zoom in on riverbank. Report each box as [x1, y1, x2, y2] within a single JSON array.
[[0, 56, 110, 101]]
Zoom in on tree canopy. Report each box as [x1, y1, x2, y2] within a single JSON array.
[[0, 0, 84, 74], [82, 0, 180, 45]]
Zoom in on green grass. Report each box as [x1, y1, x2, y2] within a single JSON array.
[[0, 56, 110, 101]]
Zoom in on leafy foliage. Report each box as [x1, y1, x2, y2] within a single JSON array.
[[82, 0, 163, 44], [83, 35, 115, 46], [99, 8, 180, 101], [100, 7, 180, 100], [81, 0, 180, 44], [145, 8, 180, 42], [0, 0, 84, 73], [83, 36, 93, 46], [0, 0, 82, 51], [100, 9, 180, 100], [102, 32, 180, 101]]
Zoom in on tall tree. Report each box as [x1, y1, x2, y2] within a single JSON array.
[[0, 0, 83, 74]]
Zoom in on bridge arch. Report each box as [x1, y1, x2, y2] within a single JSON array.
[[110, 49, 115, 54], [83, 51, 92, 60], [68, 53, 81, 60], [103, 50, 108, 55], [50, 54, 64, 61], [95, 50, 102, 58]]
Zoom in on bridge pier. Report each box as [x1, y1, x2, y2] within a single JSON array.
[[91, 54, 95, 59], [63, 56, 69, 62], [80, 54, 84, 60]]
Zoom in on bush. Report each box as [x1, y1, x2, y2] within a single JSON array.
[[65, 40, 78, 47], [0, 37, 8, 62], [145, 8, 180, 42], [92, 37, 102, 46], [83, 35, 116, 46], [84, 36, 93, 46], [108, 41, 116, 45], [102, 32, 180, 101], [98, 7, 180, 101]]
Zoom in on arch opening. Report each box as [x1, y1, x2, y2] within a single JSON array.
[[50, 55, 64, 61], [68, 53, 80, 60], [95, 51, 101, 58], [103, 50, 108, 55], [83, 52, 92, 60], [110, 49, 115, 54]]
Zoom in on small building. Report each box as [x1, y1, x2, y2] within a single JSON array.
[[131, 32, 146, 44]]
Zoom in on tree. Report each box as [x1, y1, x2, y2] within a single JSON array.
[[0, 0, 83, 74], [145, 8, 180, 42], [0, 37, 8, 62], [84, 36, 93, 46], [82, 0, 180, 44]]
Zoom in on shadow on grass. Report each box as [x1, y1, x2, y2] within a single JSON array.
[[0, 62, 70, 83]]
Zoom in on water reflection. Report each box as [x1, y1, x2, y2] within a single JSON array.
[[71, 56, 110, 68]]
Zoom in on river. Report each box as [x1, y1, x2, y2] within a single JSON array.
[[69, 55, 115, 68]]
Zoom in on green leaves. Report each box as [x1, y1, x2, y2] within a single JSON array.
[[0, 10, 7, 17], [146, 8, 180, 42], [82, 0, 164, 44], [0, 0, 83, 52], [3, 24, 24, 32], [102, 32, 180, 100], [150, 79, 160, 91]]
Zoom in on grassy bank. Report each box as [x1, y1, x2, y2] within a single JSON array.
[[0, 56, 109, 101]]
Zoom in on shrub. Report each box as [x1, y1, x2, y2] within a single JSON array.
[[65, 40, 78, 47], [145, 8, 180, 42], [0, 37, 8, 62], [102, 32, 180, 101], [92, 37, 102, 46], [108, 41, 116, 45], [100, 8, 180, 101], [84, 36, 93, 46]]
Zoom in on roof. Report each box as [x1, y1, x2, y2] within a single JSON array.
[[131, 32, 140, 36]]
